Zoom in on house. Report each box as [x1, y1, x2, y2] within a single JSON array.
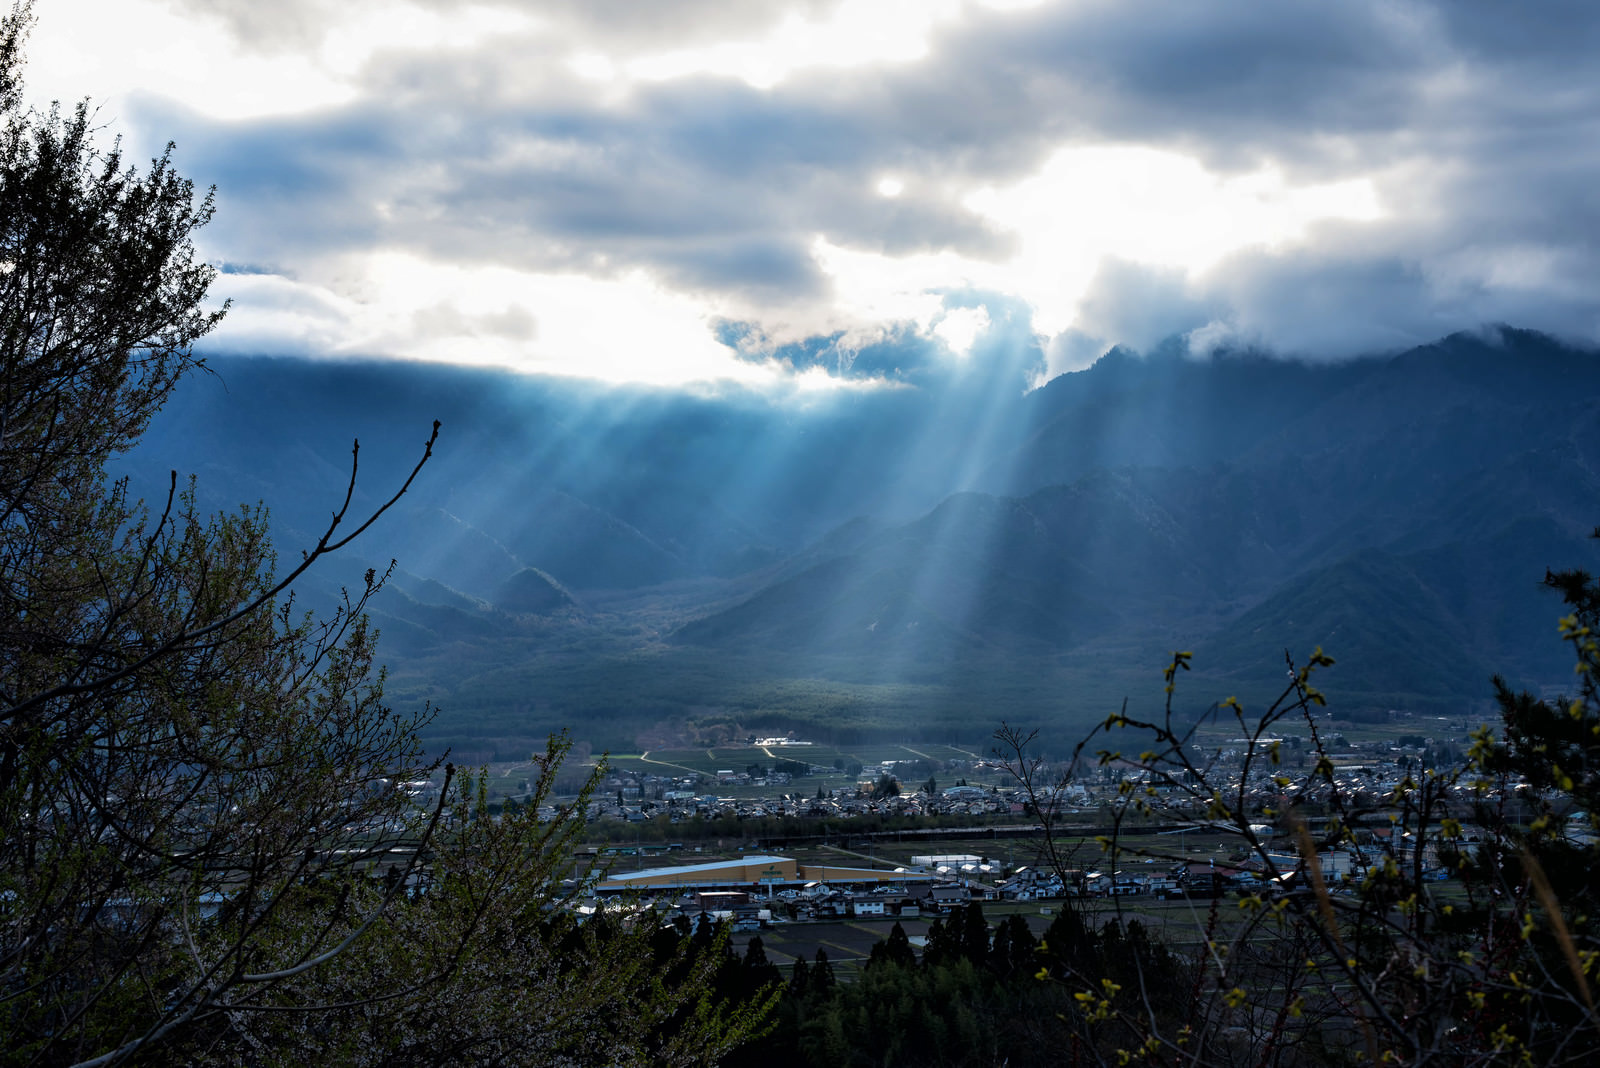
[[1176, 867, 1226, 897], [814, 892, 851, 919], [1144, 873, 1178, 894], [1264, 849, 1369, 881], [922, 884, 969, 913], [850, 895, 887, 917], [998, 880, 1034, 901]]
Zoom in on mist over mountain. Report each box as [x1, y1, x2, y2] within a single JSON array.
[[119, 328, 1600, 754]]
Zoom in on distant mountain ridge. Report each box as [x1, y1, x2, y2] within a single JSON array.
[[119, 328, 1600, 750]]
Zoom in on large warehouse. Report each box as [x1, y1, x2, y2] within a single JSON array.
[[594, 854, 939, 895]]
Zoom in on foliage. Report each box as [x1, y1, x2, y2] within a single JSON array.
[[732, 902, 1180, 1067], [0, 12, 767, 1063], [995, 553, 1600, 1065], [153, 734, 775, 1066]]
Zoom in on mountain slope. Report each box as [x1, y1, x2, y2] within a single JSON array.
[[114, 328, 1600, 746]]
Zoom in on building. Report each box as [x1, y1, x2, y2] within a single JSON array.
[[594, 854, 939, 896]]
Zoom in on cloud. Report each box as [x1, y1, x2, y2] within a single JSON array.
[[411, 301, 538, 343], [717, 289, 1043, 395], [1187, 231, 1600, 361], [169, 0, 338, 53], [33, 0, 1600, 386], [1041, 259, 1219, 372]]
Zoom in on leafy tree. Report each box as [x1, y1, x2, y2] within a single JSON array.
[[0, 11, 766, 1063], [1486, 549, 1600, 896], [226, 735, 772, 1066], [1009, 559, 1600, 1068]]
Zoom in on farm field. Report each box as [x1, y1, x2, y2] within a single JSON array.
[[605, 741, 993, 778], [471, 708, 1479, 804]]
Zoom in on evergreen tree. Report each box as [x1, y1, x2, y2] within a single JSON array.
[[988, 913, 1038, 979], [788, 955, 810, 999], [868, 921, 918, 969], [958, 900, 990, 964], [921, 916, 962, 968], [810, 948, 837, 995], [742, 935, 784, 990]]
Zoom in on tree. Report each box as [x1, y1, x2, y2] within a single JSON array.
[[809, 948, 835, 995], [751, 918, 1075, 1067], [920, 916, 961, 969], [1017, 597, 1600, 1066], [986, 914, 1037, 980], [219, 734, 772, 1065], [741, 936, 784, 992], [956, 901, 989, 965], [0, 10, 766, 1063], [866, 921, 917, 969], [788, 955, 810, 1000]]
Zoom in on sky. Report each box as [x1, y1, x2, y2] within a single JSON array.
[[26, 0, 1600, 388]]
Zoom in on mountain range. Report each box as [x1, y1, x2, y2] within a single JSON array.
[[118, 327, 1600, 755]]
